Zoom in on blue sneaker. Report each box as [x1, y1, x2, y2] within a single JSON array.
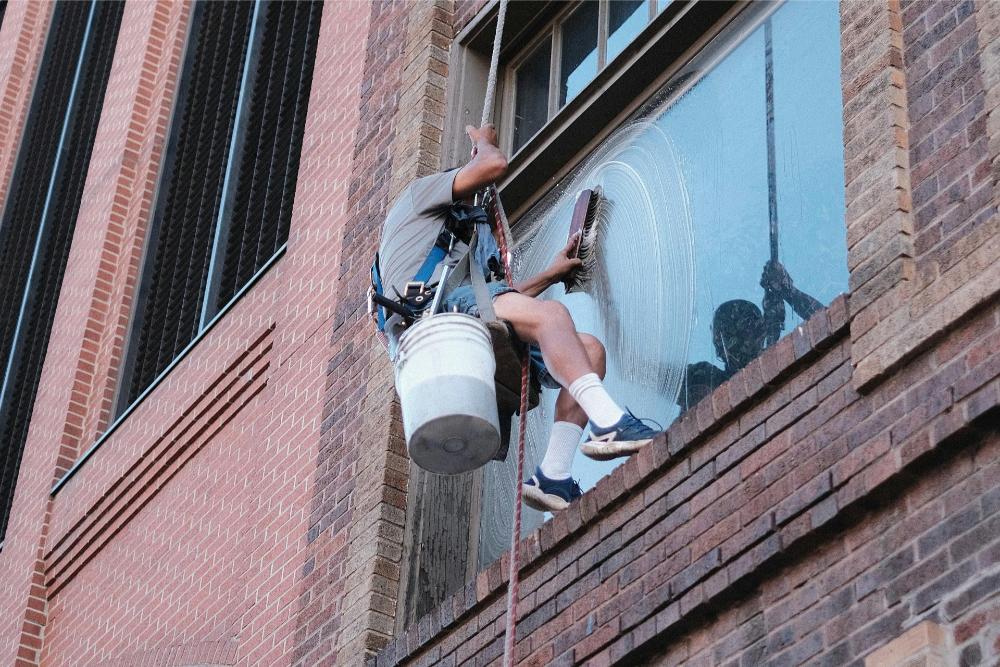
[[522, 467, 582, 512], [580, 410, 660, 461]]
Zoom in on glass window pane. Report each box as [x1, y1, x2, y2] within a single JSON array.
[[478, 2, 846, 563], [607, 0, 647, 62], [512, 37, 551, 152], [559, 1, 599, 106]]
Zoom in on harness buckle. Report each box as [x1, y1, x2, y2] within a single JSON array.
[[404, 281, 426, 299]]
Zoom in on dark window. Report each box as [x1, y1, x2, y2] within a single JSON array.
[[118, 0, 321, 415], [0, 0, 124, 542], [558, 1, 598, 106], [512, 38, 552, 152]]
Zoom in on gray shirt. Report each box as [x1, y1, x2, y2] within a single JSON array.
[[378, 168, 468, 300]]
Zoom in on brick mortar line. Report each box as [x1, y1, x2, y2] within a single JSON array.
[[46, 370, 271, 602]]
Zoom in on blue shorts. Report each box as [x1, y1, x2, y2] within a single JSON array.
[[442, 282, 560, 389]]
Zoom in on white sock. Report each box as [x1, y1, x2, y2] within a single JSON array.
[[539, 421, 583, 480], [567, 373, 625, 428]]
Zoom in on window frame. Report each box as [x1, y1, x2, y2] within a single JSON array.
[[110, 0, 269, 421], [50, 0, 324, 496], [502, 0, 661, 155]]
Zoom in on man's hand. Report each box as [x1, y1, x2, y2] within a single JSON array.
[[453, 124, 507, 200], [545, 233, 584, 283], [512, 234, 584, 297], [760, 259, 793, 295], [467, 124, 499, 158]]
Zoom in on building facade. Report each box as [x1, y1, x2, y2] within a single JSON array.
[[0, 0, 996, 666]]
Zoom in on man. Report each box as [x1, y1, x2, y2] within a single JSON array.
[[378, 124, 660, 512]]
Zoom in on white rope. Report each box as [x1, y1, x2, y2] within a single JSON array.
[[475, 4, 525, 667], [481, 0, 508, 126]]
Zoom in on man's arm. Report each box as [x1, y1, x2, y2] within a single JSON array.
[[513, 234, 583, 297], [452, 124, 508, 200], [760, 259, 823, 322]]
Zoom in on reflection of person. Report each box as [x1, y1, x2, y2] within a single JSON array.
[[378, 124, 660, 512], [677, 259, 821, 411]]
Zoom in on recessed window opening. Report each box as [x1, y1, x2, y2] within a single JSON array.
[[479, 0, 847, 566], [0, 0, 124, 542]]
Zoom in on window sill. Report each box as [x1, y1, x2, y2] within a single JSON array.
[[50, 243, 287, 496]]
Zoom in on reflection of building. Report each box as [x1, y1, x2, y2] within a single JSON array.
[[0, 1, 997, 666]]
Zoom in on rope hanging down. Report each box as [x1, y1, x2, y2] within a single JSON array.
[[476, 2, 525, 666]]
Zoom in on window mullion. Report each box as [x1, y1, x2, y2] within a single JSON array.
[[597, 0, 609, 70], [198, 0, 264, 330], [548, 27, 560, 119]]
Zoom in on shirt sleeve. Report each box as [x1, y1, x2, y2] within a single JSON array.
[[408, 169, 460, 216]]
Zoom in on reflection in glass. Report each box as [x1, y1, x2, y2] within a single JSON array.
[[513, 38, 551, 152], [478, 1, 847, 566], [559, 1, 599, 106], [607, 0, 647, 63]]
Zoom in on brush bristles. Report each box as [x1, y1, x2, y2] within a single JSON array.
[[566, 186, 607, 294]]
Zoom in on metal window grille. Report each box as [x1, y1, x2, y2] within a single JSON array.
[[213, 0, 322, 308], [118, 0, 321, 414], [0, 0, 124, 542]]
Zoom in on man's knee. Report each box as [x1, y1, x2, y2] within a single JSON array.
[[497, 293, 571, 327], [578, 333, 607, 374], [534, 300, 575, 330]]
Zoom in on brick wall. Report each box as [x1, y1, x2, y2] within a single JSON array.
[[0, 1, 995, 666]]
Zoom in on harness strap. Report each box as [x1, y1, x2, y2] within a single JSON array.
[[469, 230, 497, 323]]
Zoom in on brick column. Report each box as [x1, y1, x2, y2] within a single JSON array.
[[846, 0, 1000, 391], [839, 0, 916, 390]]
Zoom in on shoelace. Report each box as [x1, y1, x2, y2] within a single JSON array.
[[624, 407, 663, 433]]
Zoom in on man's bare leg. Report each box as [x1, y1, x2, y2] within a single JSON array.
[[493, 291, 594, 386], [534, 333, 607, 483]]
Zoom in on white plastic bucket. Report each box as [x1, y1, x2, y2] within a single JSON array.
[[394, 313, 501, 474]]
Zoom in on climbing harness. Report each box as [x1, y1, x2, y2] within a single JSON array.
[[369, 203, 488, 336]]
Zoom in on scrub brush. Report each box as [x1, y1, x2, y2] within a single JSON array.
[[563, 186, 608, 294]]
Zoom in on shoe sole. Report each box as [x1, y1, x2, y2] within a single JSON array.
[[580, 437, 652, 461], [522, 484, 571, 512]]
